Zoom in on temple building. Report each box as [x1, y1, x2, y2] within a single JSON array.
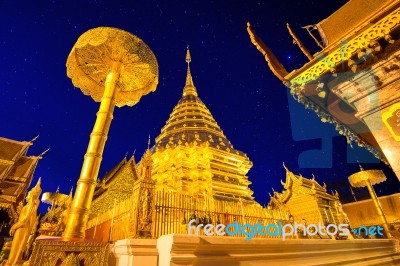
[[269, 165, 349, 226], [0, 136, 42, 223], [247, 0, 400, 180], [85, 50, 287, 242]]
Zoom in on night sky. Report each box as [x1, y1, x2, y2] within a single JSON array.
[[1, 0, 399, 213]]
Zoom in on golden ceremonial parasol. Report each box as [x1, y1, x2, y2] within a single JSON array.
[[63, 27, 158, 239], [349, 167, 392, 238]]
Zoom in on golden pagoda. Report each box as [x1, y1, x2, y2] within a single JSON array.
[[152, 48, 254, 202], [85, 50, 287, 242]]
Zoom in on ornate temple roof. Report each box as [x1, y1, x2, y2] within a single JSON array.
[[0, 136, 42, 220], [316, 0, 393, 47], [93, 155, 139, 199], [269, 164, 339, 206], [155, 49, 247, 158], [247, 1, 400, 164]]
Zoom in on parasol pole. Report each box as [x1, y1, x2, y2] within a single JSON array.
[[349, 166, 392, 238], [63, 65, 120, 240], [365, 179, 392, 238]]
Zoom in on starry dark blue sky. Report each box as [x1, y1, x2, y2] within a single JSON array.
[[1, 0, 398, 213]]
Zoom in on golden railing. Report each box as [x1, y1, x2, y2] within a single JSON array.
[[86, 185, 289, 242]]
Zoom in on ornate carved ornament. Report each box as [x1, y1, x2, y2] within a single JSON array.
[[29, 240, 109, 266], [288, 7, 400, 86]]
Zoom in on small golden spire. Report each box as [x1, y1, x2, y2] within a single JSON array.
[[147, 134, 151, 149], [186, 45, 191, 63], [183, 46, 197, 96]]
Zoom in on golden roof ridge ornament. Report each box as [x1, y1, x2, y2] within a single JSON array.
[[247, 22, 289, 82], [286, 23, 313, 61], [183, 46, 198, 96]]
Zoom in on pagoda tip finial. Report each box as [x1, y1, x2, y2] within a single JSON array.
[[357, 160, 364, 171], [183, 46, 197, 96], [147, 135, 151, 149], [186, 46, 191, 64]]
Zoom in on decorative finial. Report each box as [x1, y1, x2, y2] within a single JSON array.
[[183, 46, 197, 96], [69, 186, 74, 196], [38, 148, 50, 158], [30, 135, 39, 143], [334, 190, 339, 197], [31, 178, 42, 197], [186, 46, 191, 64], [286, 23, 313, 61], [148, 135, 151, 150], [357, 160, 364, 171], [125, 151, 128, 159], [56, 186, 60, 193], [133, 149, 136, 155], [302, 25, 324, 49], [246, 22, 289, 82]]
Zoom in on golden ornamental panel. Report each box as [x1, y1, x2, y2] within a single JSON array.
[[29, 239, 109, 266], [289, 7, 400, 86]]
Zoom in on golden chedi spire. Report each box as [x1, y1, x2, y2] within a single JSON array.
[[152, 48, 254, 202], [183, 47, 198, 96]]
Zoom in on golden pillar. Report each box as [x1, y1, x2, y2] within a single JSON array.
[[62, 27, 158, 239], [349, 166, 392, 238], [63, 70, 119, 239]]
